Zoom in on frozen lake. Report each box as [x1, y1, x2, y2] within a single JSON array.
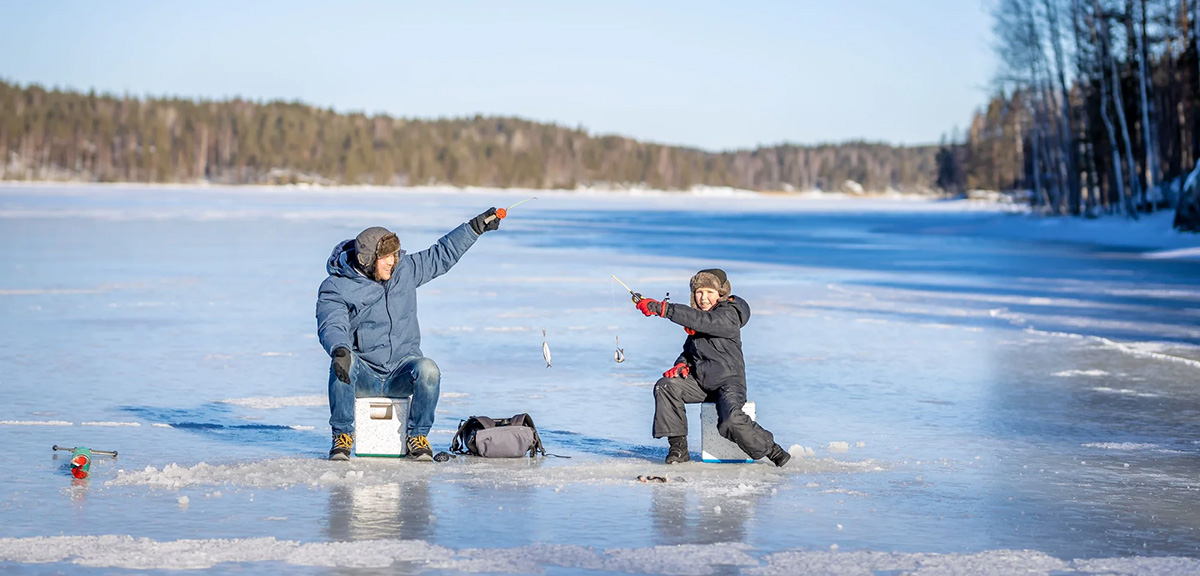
[[1, 185, 1199, 575]]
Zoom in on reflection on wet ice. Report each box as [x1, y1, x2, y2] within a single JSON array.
[[326, 480, 434, 542]]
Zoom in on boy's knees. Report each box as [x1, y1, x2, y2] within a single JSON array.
[[653, 378, 680, 398], [716, 408, 751, 433]]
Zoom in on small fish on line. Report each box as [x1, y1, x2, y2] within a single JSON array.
[[542, 329, 552, 368], [615, 336, 625, 363]]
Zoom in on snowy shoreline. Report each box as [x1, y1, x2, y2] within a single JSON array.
[[3, 181, 1197, 253]]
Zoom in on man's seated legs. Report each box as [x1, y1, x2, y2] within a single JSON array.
[[327, 350, 386, 460], [385, 356, 441, 460]]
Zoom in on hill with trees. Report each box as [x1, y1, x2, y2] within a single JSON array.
[[0, 80, 942, 194]]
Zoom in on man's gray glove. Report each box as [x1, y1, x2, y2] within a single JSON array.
[[469, 208, 501, 235], [332, 347, 351, 384]]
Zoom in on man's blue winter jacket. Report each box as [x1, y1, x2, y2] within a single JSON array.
[[316, 223, 479, 374]]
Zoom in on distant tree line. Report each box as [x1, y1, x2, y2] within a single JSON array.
[[935, 0, 1200, 231], [0, 80, 942, 194]]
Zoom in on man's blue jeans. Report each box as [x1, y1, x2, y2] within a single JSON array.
[[328, 353, 440, 438]]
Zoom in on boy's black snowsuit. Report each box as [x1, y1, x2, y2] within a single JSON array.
[[652, 295, 777, 459]]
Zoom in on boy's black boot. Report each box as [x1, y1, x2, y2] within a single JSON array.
[[665, 436, 690, 464], [767, 443, 791, 468]]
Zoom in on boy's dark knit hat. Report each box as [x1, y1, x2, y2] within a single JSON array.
[[355, 226, 401, 269], [689, 268, 731, 307]]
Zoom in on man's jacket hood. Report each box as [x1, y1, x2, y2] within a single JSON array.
[[327, 239, 367, 279]]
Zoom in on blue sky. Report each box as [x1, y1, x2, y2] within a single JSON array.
[[0, 1, 995, 151]]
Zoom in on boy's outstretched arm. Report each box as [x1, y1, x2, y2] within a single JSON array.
[[635, 297, 744, 338]]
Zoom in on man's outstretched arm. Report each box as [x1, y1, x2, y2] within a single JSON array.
[[407, 208, 497, 287]]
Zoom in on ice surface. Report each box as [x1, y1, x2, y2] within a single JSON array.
[[1, 185, 1199, 574]]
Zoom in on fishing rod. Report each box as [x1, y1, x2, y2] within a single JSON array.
[[53, 445, 118, 457], [611, 274, 669, 307], [53, 445, 118, 479], [611, 275, 643, 303], [483, 196, 538, 224]]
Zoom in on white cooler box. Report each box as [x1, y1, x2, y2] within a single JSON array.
[[701, 401, 755, 463], [354, 397, 409, 458]]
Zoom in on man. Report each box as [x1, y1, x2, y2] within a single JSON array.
[[317, 207, 500, 461]]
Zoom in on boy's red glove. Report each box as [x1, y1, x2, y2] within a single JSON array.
[[636, 298, 668, 317], [663, 362, 690, 378]]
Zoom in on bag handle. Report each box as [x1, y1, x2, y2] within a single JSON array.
[[513, 413, 547, 457], [450, 416, 496, 455]]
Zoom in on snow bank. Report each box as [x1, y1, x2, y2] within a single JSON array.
[[1090, 387, 1161, 398], [0, 420, 72, 426], [951, 209, 1200, 252], [1, 536, 1197, 574], [1081, 442, 1160, 451], [1143, 246, 1200, 260], [0, 535, 448, 570], [1022, 328, 1200, 370], [107, 457, 881, 492], [218, 396, 327, 409], [1053, 370, 1109, 378], [750, 549, 1070, 575]]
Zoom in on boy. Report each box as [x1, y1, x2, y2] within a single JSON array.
[[635, 269, 790, 467]]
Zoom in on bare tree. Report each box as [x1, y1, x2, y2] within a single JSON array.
[[1046, 0, 1081, 213], [1099, 0, 1143, 215], [1135, 0, 1161, 204], [994, 0, 1062, 209]]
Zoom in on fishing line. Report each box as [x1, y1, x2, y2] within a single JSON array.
[[611, 276, 625, 363]]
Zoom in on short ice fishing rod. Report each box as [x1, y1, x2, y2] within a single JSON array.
[[612, 275, 668, 307], [611, 275, 643, 303], [483, 196, 537, 224], [53, 445, 118, 479], [52, 445, 118, 457]]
